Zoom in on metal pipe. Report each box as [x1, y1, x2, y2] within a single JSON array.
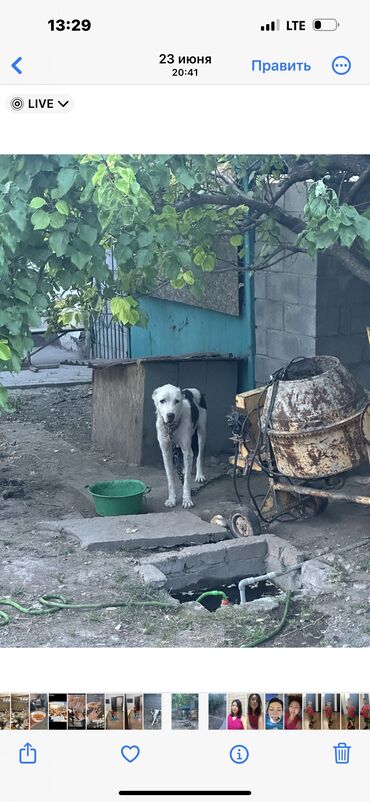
[[273, 480, 370, 506], [238, 535, 370, 604]]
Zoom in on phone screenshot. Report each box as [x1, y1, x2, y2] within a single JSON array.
[[0, 1, 369, 799]]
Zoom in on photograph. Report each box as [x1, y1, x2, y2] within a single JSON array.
[[49, 694, 68, 730], [30, 694, 48, 730], [125, 694, 143, 730], [359, 694, 370, 730], [303, 694, 321, 730], [246, 694, 264, 730], [265, 694, 284, 730], [0, 694, 11, 730], [341, 694, 359, 730], [284, 695, 302, 731], [172, 694, 199, 730], [322, 694, 341, 730], [10, 694, 29, 730], [226, 694, 247, 731], [105, 695, 124, 730], [143, 694, 162, 730], [1, 154, 370, 649], [68, 694, 87, 730], [208, 694, 227, 730], [86, 694, 105, 730]]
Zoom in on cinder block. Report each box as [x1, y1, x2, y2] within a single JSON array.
[[299, 275, 317, 306], [137, 564, 167, 588], [223, 539, 267, 563], [284, 304, 316, 336], [267, 329, 299, 360], [183, 542, 227, 569], [255, 355, 286, 384], [267, 273, 300, 304], [316, 334, 364, 365], [296, 335, 316, 357], [255, 326, 267, 355], [255, 299, 284, 330], [350, 304, 370, 334], [254, 271, 267, 299]]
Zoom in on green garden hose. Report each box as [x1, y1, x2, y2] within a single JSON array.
[[240, 590, 292, 648], [0, 589, 291, 647], [0, 594, 176, 627], [195, 590, 228, 604]]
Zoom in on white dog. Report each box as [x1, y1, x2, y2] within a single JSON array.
[[152, 384, 207, 508]]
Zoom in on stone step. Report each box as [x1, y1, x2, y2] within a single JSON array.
[[39, 511, 227, 551]]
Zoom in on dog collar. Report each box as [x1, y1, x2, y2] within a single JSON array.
[[164, 416, 182, 436]]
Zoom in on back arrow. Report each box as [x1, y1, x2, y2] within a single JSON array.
[[11, 57, 23, 74]]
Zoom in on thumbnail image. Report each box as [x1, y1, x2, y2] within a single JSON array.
[[49, 694, 68, 730], [2, 154, 370, 650], [303, 694, 321, 730], [105, 695, 124, 730], [68, 694, 87, 730], [360, 694, 370, 730], [246, 694, 264, 730], [87, 694, 105, 730], [172, 694, 199, 730], [208, 694, 227, 730], [125, 695, 143, 730], [226, 694, 247, 730], [30, 694, 48, 730], [143, 694, 162, 730], [265, 694, 284, 730], [322, 694, 341, 730], [341, 694, 359, 730], [0, 694, 11, 730], [284, 695, 302, 730], [11, 694, 29, 730]]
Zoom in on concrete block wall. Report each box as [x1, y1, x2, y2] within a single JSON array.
[[254, 182, 370, 388], [254, 183, 318, 385]]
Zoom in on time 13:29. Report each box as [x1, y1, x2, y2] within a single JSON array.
[[48, 19, 92, 31]]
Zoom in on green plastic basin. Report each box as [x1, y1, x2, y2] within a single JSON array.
[[87, 479, 150, 516]]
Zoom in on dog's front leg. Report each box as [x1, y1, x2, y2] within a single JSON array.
[[182, 448, 194, 508], [159, 438, 177, 507]]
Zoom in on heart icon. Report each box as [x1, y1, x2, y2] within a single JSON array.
[[121, 745, 140, 763]]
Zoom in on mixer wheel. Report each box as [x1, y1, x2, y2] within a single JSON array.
[[228, 506, 262, 538]]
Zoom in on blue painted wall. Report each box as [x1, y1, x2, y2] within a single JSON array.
[[130, 269, 255, 390]]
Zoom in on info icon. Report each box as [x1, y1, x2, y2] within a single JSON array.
[[230, 745, 249, 765]]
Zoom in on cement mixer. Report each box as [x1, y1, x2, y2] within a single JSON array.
[[228, 356, 370, 537]]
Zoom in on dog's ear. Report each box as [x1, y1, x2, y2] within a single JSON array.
[[152, 388, 158, 402]]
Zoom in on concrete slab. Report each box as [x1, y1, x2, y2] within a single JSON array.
[[0, 364, 92, 389], [46, 511, 227, 551]]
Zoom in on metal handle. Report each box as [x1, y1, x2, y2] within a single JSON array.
[[144, 485, 152, 494]]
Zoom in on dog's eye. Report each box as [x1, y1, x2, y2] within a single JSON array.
[[174, 399, 180, 404], [159, 399, 165, 404]]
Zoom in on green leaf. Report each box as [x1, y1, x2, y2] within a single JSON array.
[[183, 271, 195, 285], [29, 197, 47, 209], [56, 200, 69, 216], [31, 209, 51, 230], [176, 168, 196, 190], [49, 230, 69, 257], [203, 254, 216, 271], [0, 340, 11, 360], [57, 167, 76, 196], [79, 224, 98, 246], [0, 385, 11, 411], [339, 225, 357, 248], [111, 296, 139, 325], [137, 231, 154, 248], [71, 250, 91, 270], [230, 234, 244, 247], [50, 211, 67, 229]]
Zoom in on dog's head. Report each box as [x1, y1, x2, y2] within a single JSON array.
[[152, 384, 183, 427]]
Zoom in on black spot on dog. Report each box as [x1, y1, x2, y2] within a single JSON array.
[[182, 389, 199, 428], [199, 393, 207, 410], [191, 430, 199, 458]]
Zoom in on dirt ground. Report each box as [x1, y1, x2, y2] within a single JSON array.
[[0, 384, 370, 648]]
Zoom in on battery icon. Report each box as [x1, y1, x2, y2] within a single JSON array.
[[313, 18, 339, 31]]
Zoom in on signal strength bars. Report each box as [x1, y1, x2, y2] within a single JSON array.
[[261, 19, 280, 32]]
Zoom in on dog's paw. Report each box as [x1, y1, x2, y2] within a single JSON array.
[[165, 498, 177, 508], [195, 474, 206, 483], [182, 498, 194, 509]]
